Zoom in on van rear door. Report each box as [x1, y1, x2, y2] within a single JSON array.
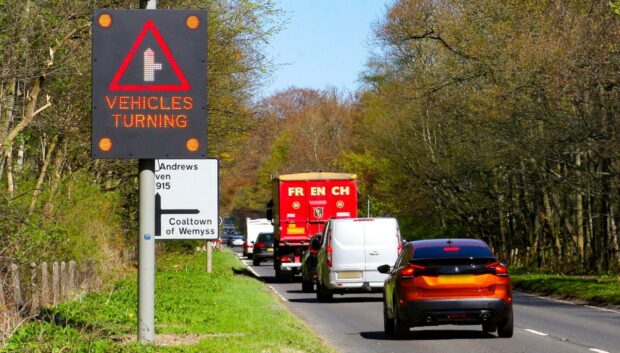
[[363, 218, 399, 283], [331, 220, 365, 273]]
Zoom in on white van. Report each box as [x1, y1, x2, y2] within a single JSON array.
[[243, 218, 274, 258], [316, 217, 402, 301]]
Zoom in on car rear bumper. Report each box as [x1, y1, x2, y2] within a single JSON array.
[[253, 251, 274, 259], [399, 298, 512, 326], [326, 281, 384, 292]]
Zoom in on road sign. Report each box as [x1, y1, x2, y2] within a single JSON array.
[[92, 10, 207, 159], [154, 159, 218, 240]]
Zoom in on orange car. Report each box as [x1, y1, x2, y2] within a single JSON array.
[[379, 238, 513, 338]]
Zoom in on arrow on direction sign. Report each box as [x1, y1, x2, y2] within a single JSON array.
[[155, 193, 200, 236]]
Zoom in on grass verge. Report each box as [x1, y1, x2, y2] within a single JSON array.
[[511, 273, 620, 307], [3, 250, 336, 353]]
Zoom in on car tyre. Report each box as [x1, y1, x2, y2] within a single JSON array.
[[383, 300, 394, 336], [253, 258, 261, 266], [275, 266, 282, 281], [301, 278, 313, 292], [316, 282, 333, 302], [392, 297, 409, 339], [497, 312, 513, 338]]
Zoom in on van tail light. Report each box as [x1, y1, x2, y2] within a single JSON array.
[[281, 256, 291, 263], [327, 245, 333, 267], [397, 229, 403, 252], [401, 264, 425, 279], [255, 242, 265, 249], [485, 262, 509, 277]]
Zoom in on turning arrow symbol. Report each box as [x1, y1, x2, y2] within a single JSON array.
[[155, 193, 200, 236]]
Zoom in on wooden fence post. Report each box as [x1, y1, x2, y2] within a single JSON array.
[[10, 263, 23, 312], [52, 261, 59, 305], [68, 261, 76, 297], [88, 259, 96, 289], [60, 261, 66, 301], [80, 259, 88, 291], [41, 262, 49, 306], [30, 263, 39, 316], [0, 277, 6, 311]]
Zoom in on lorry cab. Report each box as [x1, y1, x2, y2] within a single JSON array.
[[316, 217, 402, 301]]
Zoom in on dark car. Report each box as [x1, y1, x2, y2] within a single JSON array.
[[379, 238, 513, 338], [301, 234, 321, 292], [252, 232, 274, 266]]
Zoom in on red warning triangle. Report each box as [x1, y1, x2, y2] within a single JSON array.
[[109, 20, 190, 91]]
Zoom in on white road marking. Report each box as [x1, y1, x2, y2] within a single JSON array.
[[516, 291, 575, 305], [524, 329, 549, 336], [244, 261, 260, 277], [517, 291, 620, 314], [589, 349, 610, 353], [584, 305, 620, 314], [268, 285, 288, 302], [238, 256, 288, 302]]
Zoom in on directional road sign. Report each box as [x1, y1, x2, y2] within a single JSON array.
[[154, 159, 218, 240]]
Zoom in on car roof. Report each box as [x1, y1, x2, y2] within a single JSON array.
[[409, 238, 488, 248]]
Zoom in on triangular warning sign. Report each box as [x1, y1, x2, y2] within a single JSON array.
[[109, 20, 190, 91]]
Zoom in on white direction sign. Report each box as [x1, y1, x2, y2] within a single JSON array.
[[154, 159, 218, 240]]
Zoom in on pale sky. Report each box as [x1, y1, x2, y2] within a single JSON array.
[[263, 0, 390, 96]]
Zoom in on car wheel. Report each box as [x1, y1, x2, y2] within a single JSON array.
[[316, 282, 333, 302], [302, 278, 313, 292], [383, 300, 394, 336], [253, 258, 261, 266], [497, 312, 514, 338], [392, 296, 409, 338], [275, 267, 282, 281]]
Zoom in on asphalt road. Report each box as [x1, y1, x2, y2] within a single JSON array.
[[231, 247, 620, 353]]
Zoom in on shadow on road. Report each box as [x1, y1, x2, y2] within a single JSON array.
[[360, 329, 496, 341], [289, 296, 383, 304]]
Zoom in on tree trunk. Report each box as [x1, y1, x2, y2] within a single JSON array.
[[575, 151, 585, 265], [43, 138, 66, 215], [28, 134, 59, 214], [0, 77, 51, 157]]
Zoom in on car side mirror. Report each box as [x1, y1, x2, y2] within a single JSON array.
[[377, 264, 391, 274]]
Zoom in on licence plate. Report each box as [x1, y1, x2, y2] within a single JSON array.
[[437, 274, 475, 284], [267, 248, 274, 252], [337, 271, 362, 279]]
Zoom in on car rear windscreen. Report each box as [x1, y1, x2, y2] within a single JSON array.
[[413, 245, 494, 259], [257, 233, 274, 242]]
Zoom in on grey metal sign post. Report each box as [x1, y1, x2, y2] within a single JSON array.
[[139, 0, 156, 345]]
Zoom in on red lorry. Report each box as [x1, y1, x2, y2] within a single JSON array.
[[268, 172, 358, 280]]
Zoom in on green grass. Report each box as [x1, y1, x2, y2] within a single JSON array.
[[511, 273, 620, 306], [3, 250, 336, 353]]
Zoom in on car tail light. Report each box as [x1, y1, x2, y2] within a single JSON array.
[[443, 247, 460, 252], [255, 242, 265, 249], [327, 245, 333, 267], [485, 262, 509, 277], [281, 256, 291, 262], [400, 264, 425, 279]]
